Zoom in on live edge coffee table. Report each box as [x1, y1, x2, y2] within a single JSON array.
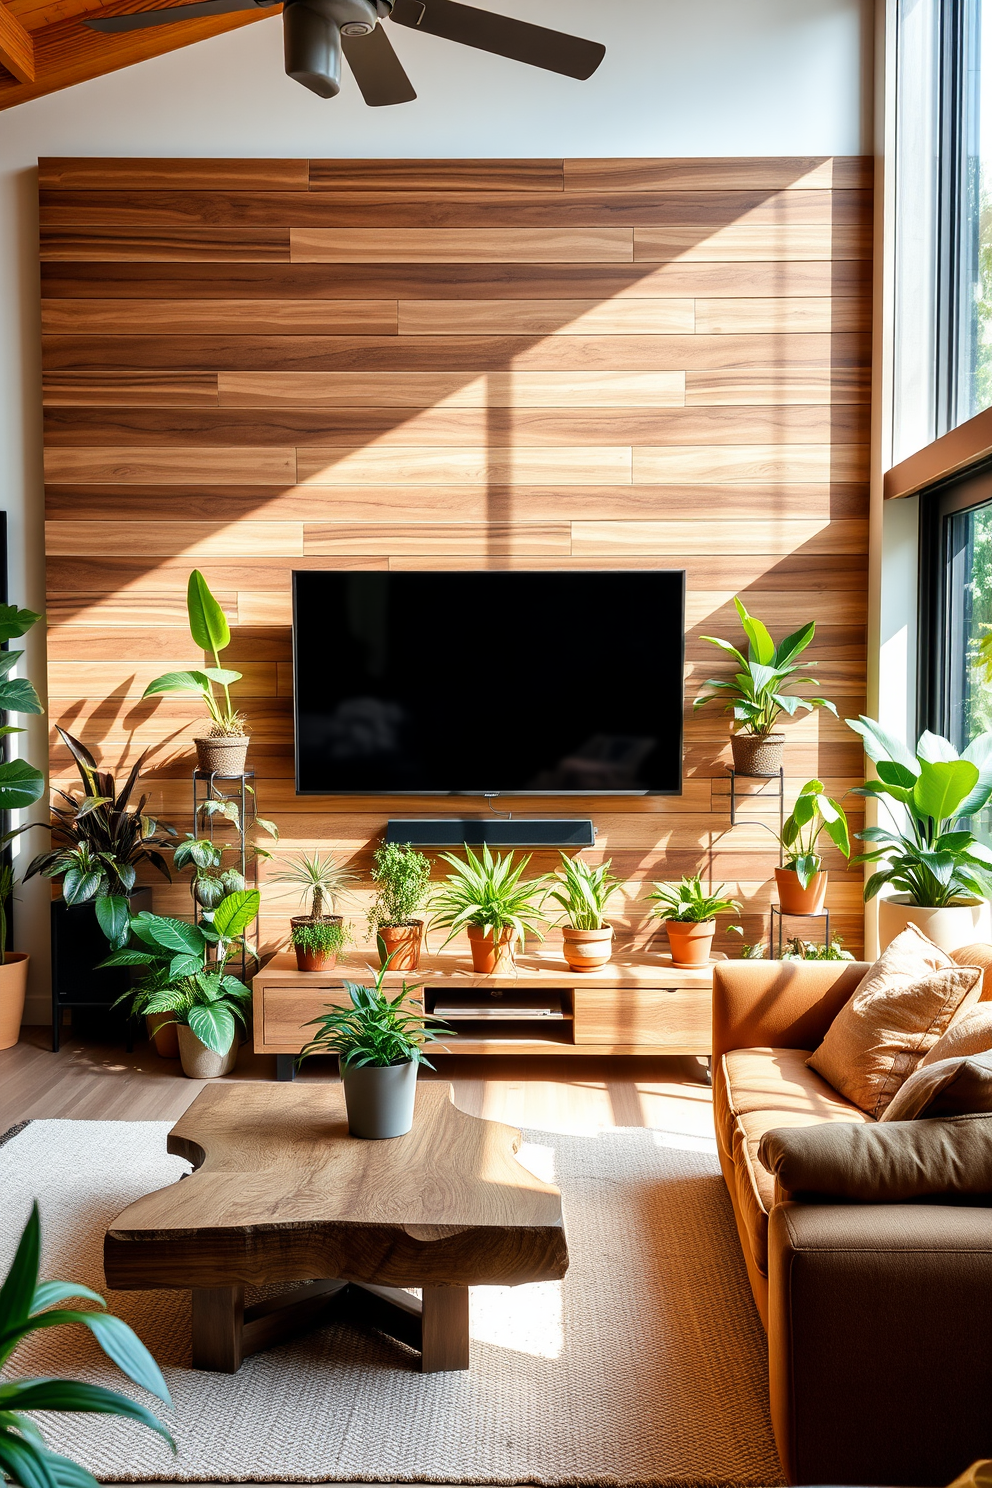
[[104, 1083, 568, 1374]]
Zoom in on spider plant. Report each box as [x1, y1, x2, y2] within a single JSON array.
[[647, 875, 742, 923], [693, 596, 836, 737], [297, 959, 446, 1070], [102, 889, 259, 1054], [429, 844, 547, 953], [141, 570, 247, 738], [543, 853, 622, 930], [272, 851, 358, 921], [0, 1201, 174, 1488], [24, 727, 174, 948]]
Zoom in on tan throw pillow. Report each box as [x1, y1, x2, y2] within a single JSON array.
[[920, 1003, 992, 1067], [807, 923, 983, 1118], [881, 1054, 992, 1121]]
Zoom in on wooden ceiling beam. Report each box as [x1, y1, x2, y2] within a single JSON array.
[[0, 2, 275, 109], [0, 2, 35, 83]]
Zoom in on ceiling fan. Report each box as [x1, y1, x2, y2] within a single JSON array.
[[85, 0, 606, 104]]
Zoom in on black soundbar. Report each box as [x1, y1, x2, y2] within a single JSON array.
[[384, 818, 596, 848]]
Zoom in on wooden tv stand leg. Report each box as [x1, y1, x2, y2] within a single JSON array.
[[192, 1285, 244, 1372]]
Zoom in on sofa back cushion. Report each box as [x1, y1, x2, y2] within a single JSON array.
[[881, 1053, 992, 1121], [920, 1003, 992, 1066], [806, 924, 982, 1118], [758, 1113, 992, 1202]]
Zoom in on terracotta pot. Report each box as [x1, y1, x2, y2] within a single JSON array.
[[292, 915, 342, 972], [664, 919, 716, 967], [562, 925, 614, 971], [376, 920, 423, 972], [177, 1023, 238, 1079], [146, 1013, 180, 1058], [467, 924, 516, 974], [195, 735, 249, 776], [731, 732, 785, 777], [340, 1056, 418, 1139], [0, 954, 29, 1051], [775, 867, 828, 916], [877, 895, 992, 953]]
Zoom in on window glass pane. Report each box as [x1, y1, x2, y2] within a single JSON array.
[[945, 497, 992, 841], [956, 0, 992, 424]]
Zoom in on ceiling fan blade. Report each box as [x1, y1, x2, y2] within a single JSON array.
[[341, 22, 416, 105], [388, 0, 604, 81], [85, 0, 272, 32]]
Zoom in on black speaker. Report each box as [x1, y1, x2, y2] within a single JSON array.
[[384, 819, 597, 849]]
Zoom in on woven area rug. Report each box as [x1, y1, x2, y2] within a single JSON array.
[[0, 1117, 782, 1486]]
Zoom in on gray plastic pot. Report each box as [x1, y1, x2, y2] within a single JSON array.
[[339, 1056, 418, 1139]]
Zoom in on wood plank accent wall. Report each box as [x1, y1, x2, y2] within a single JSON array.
[[40, 155, 872, 959]]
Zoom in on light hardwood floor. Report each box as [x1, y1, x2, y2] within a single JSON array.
[[0, 1026, 715, 1140]]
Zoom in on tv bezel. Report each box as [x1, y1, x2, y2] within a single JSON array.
[[292, 568, 686, 798]]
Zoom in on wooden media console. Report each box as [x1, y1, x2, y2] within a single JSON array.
[[252, 948, 719, 1081]]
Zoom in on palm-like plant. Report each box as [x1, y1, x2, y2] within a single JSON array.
[[297, 959, 446, 1070], [429, 844, 546, 950], [647, 875, 742, 923], [694, 597, 836, 736], [543, 853, 622, 930], [25, 728, 174, 948], [272, 851, 358, 921], [0, 1202, 173, 1488], [102, 890, 260, 1054], [847, 717, 992, 906]]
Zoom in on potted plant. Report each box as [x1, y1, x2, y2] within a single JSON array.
[[847, 715, 992, 951], [273, 850, 357, 971], [647, 875, 742, 967], [366, 841, 432, 971], [0, 1202, 174, 1481], [543, 852, 622, 971], [140, 570, 251, 775], [776, 778, 851, 914], [694, 596, 837, 776], [0, 603, 49, 1049], [103, 889, 259, 1078], [429, 843, 546, 975], [297, 959, 447, 1139]]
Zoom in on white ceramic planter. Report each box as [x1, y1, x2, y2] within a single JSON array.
[[876, 895, 992, 953], [177, 1023, 238, 1079]]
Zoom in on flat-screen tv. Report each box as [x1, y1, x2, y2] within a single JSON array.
[[293, 570, 685, 795]]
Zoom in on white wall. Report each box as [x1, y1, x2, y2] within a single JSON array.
[[0, 0, 873, 1021]]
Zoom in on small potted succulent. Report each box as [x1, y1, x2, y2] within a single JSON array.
[[141, 570, 251, 776], [776, 778, 851, 915], [694, 597, 836, 776], [297, 959, 447, 1139], [543, 852, 622, 971], [429, 843, 546, 975], [273, 850, 358, 971], [647, 874, 742, 967], [103, 889, 259, 1079], [366, 841, 432, 972]]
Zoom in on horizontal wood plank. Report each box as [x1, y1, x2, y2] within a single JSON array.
[[308, 160, 564, 192], [43, 448, 296, 483], [39, 159, 310, 191], [396, 299, 696, 335], [290, 227, 634, 263], [40, 299, 399, 335], [563, 158, 873, 192], [295, 446, 632, 485], [633, 224, 872, 261], [215, 370, 688, 409], [45, 519, 303, 555], [632, 444, 868, 484]]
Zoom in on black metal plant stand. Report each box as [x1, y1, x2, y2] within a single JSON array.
[[191, 769, 259, 983], [769, 905, 832, 959], [726, 767, 785, 856]]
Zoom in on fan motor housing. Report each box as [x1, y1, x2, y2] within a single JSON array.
[[283, 0, 377, 95]]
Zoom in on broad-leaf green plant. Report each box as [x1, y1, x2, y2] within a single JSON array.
[[429, 843, 547, 954], [647, 875, 742, 923], [847, 716, 992, 906], [273, 851, 358, 922], [694, 596, 837, 737], [366, 842, 432, 937], [102, 889, 260, 1054], [780, 778, 851, 887], [0, 1201, 174, 1488], [297, 958, 446, 1071], [141, 571, 247, 738], [25, 728, 175, 948], [543, 853, 622, 930]]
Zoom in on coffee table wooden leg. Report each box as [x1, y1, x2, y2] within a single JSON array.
[[192, 1285, 245, 1372], [420, 1286, 469, 1373]]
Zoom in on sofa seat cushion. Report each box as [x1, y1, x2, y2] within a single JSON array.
[[717, 1048, 872, 1275]]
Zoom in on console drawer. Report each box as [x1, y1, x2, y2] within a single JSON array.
[[258, 984, 423, 1050], [572, 986, 710, 1049]]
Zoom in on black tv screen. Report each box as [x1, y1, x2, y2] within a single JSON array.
[[293, 570, 685, 795]]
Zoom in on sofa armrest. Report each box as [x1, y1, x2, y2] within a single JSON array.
[[768, 1201, 992, 1486], [711, 960, 868, 1065]]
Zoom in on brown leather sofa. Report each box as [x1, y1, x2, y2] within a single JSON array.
[[712, 949, 992, 1488]]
